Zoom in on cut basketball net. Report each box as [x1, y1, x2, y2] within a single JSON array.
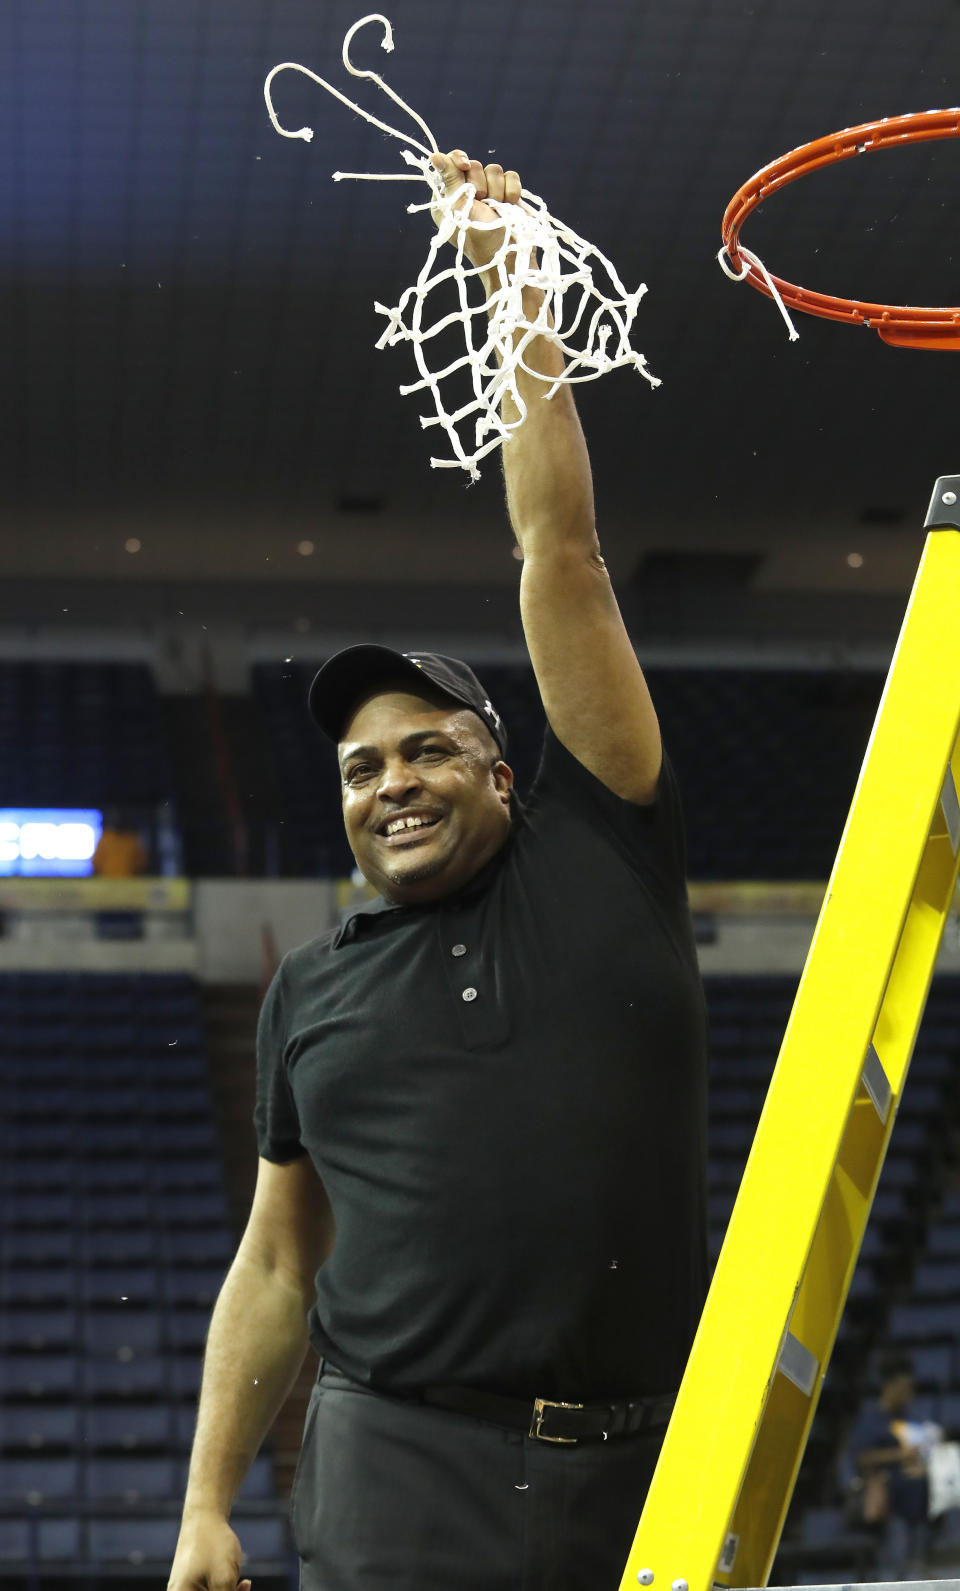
[[719, 108, 960, 349], [264, 14, 658, 480]]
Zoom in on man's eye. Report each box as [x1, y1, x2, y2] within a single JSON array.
[[417, 746, 448, 759], [345, 765, 373, 783]]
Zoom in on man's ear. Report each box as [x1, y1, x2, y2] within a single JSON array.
[[493, 760, 514, 804]]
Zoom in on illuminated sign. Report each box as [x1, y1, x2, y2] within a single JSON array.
[[0, 809, 103, 878]]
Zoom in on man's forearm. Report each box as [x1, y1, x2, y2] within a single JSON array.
[[181, 1253, 312, 1521], [487, 276, 596, 558]]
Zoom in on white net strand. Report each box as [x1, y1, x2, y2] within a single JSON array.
[[265, 13, 660, 479], [263, 14, 438, 159], [717, 243, 800, 341]]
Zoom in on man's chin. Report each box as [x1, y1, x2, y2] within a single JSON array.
[[382, 852, 451, 893]]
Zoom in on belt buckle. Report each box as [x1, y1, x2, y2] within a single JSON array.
[[529, 1396, 583, 1444]]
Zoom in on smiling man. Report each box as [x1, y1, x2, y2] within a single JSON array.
[[169, 153, 708, 1591]]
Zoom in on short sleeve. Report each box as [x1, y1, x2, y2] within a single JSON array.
[[529, 727, 689, 897], [254, 960, 305, 1163]]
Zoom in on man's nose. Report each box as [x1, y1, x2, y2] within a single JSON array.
[[376, 759, 420, 802]]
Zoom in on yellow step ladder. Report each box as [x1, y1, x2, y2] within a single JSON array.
[[620, 478, 960, 1591]]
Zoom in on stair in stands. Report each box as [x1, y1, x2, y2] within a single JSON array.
[[159, 697, 238, 876]]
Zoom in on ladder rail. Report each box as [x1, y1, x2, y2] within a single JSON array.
[[619, 519, 960, 1591]]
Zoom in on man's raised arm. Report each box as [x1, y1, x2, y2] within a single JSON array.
[[432, 150, 662, 805]]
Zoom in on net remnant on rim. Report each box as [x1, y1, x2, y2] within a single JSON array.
[[718, 108, 960, 350], [264, 14, 659, 481]]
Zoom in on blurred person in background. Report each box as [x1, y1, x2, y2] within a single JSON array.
[[92, 807, 148, 878], [846, 1352, 939, 1577]]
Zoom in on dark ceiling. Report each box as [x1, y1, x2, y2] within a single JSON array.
[[0, 0, 958, 603]]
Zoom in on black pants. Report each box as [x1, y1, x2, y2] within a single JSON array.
[[291, 1363, 665, 1591]]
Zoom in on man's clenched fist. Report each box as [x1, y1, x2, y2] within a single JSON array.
[[430, 149, 524, 269]]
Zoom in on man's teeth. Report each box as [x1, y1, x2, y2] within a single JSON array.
[[385, 815, 436, 836]]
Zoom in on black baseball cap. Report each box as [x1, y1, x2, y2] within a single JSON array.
[[307, 645, 507, 755]]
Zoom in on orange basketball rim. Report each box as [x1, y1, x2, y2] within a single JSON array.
[[720, 108, 960, 350]]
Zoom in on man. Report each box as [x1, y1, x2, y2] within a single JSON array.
[[168, 151, 708, 1591]]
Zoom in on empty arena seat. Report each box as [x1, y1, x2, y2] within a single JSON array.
[[85, 1455, 181, 1504], [901, 1343, 954, 1390], [0, 1403, 80, 1450], [0, 1456, 79, 1503], [162, 1227, 233, 1264], [1, 1268, 73, 1306], [0, 1516, 82, 1563], [928, 1224, 960, 1258], [0, 1353, 78, 1399], [87, 1514, 181, 1565], [81, 1267, 160, 1307], [80, 1309, 161, 1355], [82, 1404, 173, 1450], [888, 1302, 960, 1343], [0, 1308, 77, 1351], [912, 1259, 960, 1299], [82, 1355, 170, 1399]]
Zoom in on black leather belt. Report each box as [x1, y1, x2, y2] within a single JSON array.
[[420, 1385, 675, 1444]]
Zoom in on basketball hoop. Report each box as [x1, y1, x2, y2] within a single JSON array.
[[719, 108, 960, 349]]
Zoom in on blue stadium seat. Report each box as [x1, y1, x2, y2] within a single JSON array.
[[82, 1355, 169, 1399], [154, 1160, 224, 1190], [4, 1192, 73, 1226], [904, 1343, 954, 1390], [0, 1159, 70, 1191], [163, 1227, 233, 1264], [912, 1260, 960, 1299], [83, 1404, 173, 1450], [0, 1268, 73, 1306], [80, 1309, 161, 1354], [0, 1308, 77, 1350], [0, 1353, 78, 1398], [76, 1160, 148, 1192], [161, 1190, 230, 1225], [166, 1309, 210, 1352], [83, 1192, 152, 1225], [888, 1302, 960, 1343], [234, 1514, 289, 1560], [0, 1456, 79, 1502], [81, 1267, 160, 1306], [0, 1123, 72, 1156], [88, 1515, 181, 1565], [709, 1122, 755, 1154], [85, 1455, 180, 1503], [0, 1518, 30, 1563], [168, 1356, 203, 1399], [928, 1224, 960, 1258], [0, 1404, 80, 1449], [234, 1453, 277, 1502], [81, 1228, 156, 1264], [799, 1507, 849, 1545], [163, 1268, 224, 1307]]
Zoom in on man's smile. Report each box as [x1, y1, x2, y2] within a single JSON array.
[[376, 810, 445, 846]]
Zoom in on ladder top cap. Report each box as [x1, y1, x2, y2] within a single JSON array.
[[924, 475, 960, 530]]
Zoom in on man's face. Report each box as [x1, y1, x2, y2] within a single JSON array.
[[339, 690, 514, 905], [883, 1372, 915, 1414]]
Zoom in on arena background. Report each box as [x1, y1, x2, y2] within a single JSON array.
[[2, 0, 960, 1586]]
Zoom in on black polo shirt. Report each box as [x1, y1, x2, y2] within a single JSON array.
[[255, 727, 708, 1402]]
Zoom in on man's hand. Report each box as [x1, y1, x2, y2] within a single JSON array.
[[167, 1511, 251, 1591], [430, 150, 523, 271]]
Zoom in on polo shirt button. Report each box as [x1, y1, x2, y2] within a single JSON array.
[[451, 944, 467, 957], [462, 987, 478, 1002]]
